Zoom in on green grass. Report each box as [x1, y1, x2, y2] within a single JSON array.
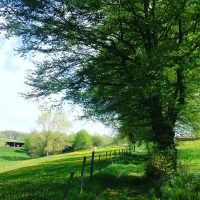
[[0, 146, 30, 172], [1, 140, 200, 200], [0, 147, 30, 162], [177, 140, 200, 173], [0, 138, 30, 171], [0, 146, 142, 200]]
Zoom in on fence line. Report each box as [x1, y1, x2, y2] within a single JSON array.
[[64, 171, 74, 200], [45, 148, 133, 200], [46, 147, 133, 199]]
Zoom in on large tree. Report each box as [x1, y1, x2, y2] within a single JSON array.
[[26, 130, 69, 157], [26, 112, 70, 156], [0, 0, 199, 173]]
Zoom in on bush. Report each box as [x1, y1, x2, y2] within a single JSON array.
[[146, 147, 177, 180], [161, 172, 200, 200]]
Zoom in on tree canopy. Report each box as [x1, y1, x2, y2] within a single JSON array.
[[0, 0, 199, 149], [26, 130, 68, 157], [91, 133, 103, 147], [73, 130, 92, 150], [37, 111, 71, 133]]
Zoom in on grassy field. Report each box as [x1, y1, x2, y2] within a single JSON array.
[[0, 145, 143, 200], [0, 140, 200, 200], [0, 138, 30, 172], [177, 140, 200, 173]]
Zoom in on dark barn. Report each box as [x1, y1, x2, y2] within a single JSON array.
[[5, 141, 25, 147], [175, 135, 194, 141]]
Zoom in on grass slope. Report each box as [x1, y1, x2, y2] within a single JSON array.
[[0, 140, 200, 200], [0, 146, 140, 200], [0, 138, 30, 172], [0, 147, 30, 170]]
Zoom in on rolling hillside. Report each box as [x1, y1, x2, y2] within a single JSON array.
[[0, 141, 200, 199]]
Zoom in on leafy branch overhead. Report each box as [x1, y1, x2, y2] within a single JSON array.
[[0, 0, 199, 149]]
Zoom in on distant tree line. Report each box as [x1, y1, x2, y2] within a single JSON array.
[[24, 112, 125, 158], [25, 129, 124, 158], [0, 130, 27, 141]]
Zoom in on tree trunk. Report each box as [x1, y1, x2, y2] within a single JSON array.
[[149, 96, 175, 149], [148, 95, 177, 196]]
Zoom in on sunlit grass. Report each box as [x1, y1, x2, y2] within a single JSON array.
[[0, 146, 124, 173], [0, 145, 138, 200], [177, 140, 200, 173], [1, 140, 200, 199]]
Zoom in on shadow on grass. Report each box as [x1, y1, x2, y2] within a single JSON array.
[[0, 152, 149, 200], [0, 155, 29, 161], [14, 149, 28, 154], [67, 162, 153, 200]]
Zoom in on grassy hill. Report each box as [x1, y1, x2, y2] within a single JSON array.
[[0, 145, 143, 200], [0, 130, 27, 141], [0, 141, 200, 199]]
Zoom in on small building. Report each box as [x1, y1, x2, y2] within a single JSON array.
[[5, 141, 25, 147], [175, 135, 194, 141]]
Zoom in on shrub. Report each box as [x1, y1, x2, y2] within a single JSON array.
[[146, 147, 177, 179], [161, 172, 200, 200]]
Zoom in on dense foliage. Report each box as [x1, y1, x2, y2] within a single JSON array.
[[91, 133, 103, 147], [73, 129, 92, 150], [25, 130, 69, 157], [25, 112, 70, 157]]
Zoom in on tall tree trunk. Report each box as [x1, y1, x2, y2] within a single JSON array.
[[148, 95, 177, 196], [149, 96, 175, 149]]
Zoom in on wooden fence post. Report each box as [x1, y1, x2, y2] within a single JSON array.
[[110, 151, 113, 164], [90, 151, 95, 178], [106, 151, 108, 167], [80, 156, 86, 194], [133, 143, 136, 152], [64, 171, 74, 200], [99, 155, 101, 173]]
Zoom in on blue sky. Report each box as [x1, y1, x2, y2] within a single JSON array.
[[0, 33, 113, 135]]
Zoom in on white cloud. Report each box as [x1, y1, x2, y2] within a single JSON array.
[[0, 35, 113, 135]]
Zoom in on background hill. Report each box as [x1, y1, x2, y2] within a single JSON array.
[[0, 130, 27, 141]]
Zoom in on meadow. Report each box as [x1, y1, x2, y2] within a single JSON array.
[[0, 140, 200, 199]]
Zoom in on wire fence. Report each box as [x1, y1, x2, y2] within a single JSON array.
[[44, 148, 133, 200]]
